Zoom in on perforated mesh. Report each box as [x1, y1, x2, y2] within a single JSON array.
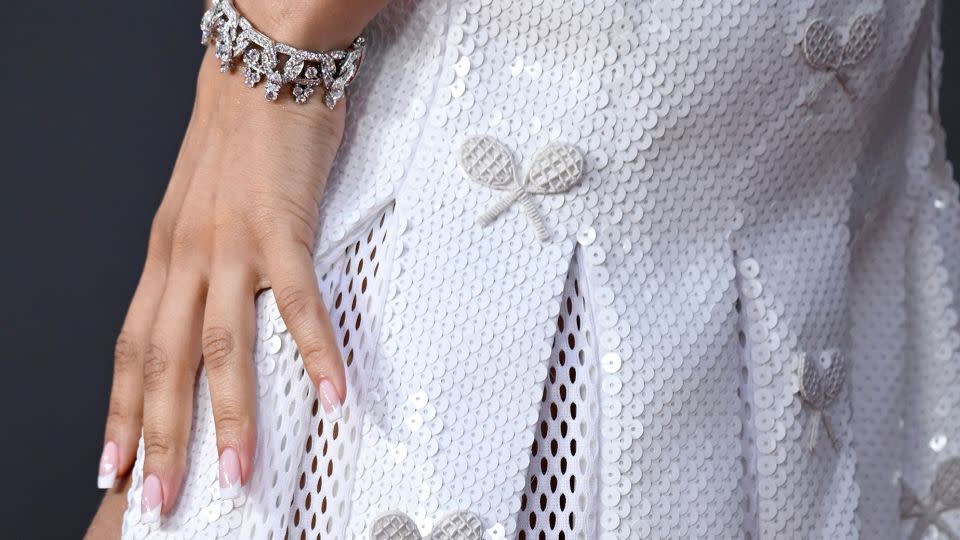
[[518, 256, 599, 540], [286, 206, 395, 540]]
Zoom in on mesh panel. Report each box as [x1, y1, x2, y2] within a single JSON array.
[[518, 256, 599, 540], [286, 206, 395, 539]]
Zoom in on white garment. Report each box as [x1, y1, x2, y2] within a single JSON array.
[[121, 0, 960, 538]]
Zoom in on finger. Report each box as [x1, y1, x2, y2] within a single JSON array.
[[202, 264, 257, 500], [140, 271, 205, 522], [266, 242, 345, 422], [101, 107, 202, 490], [101, 263, 165, 491]]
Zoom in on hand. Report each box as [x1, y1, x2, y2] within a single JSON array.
[[97, 48, 347, 521]]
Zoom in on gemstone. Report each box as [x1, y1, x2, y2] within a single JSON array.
[[244, 49, 260, 66], [283, 57, 305, 80], [215, 39, 232, 61], [264, 72, 282, 101], [293, 84, 314, 104], [304, 66, 319, 80], [243, 67, 260, 87], [321, 57, 336, 87], [324, 87, 344, 109]]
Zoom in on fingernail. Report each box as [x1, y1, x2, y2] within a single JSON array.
[[140, 474, 162, 524], [97, 441, 118, 489], [317, 379, 343, 422], [218, 447, 242, 499]]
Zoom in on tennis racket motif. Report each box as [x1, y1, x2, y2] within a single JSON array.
[[796, 349, 847, 451], [369, 510, 484, 540], [801, 13, 880, 106], [457, 136, 583, 242], [901, 457, 960, 540]]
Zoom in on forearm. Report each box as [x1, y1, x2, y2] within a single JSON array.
[[235, 0, 391, 51]]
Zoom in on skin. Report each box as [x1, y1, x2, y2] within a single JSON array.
[[88, 0, 390, 536]]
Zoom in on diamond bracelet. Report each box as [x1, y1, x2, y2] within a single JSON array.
[[200, 0, 366, 109]]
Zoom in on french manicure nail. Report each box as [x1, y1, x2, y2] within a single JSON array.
[[317, 379, 343, 422], [218, 447, 242, 499], [141, 474, 162, 524], [97, 441, 118, 489]]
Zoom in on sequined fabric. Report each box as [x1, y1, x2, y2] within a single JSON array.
[[122, 0, 960, 538]]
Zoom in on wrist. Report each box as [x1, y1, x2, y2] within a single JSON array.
[[197, 49, 347, 136]]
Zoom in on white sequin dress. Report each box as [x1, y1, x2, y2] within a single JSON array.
[[121, 1, 960, 538]]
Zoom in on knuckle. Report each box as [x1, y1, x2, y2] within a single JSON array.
[[149, 212, 174, 244], [142, 343, 170, 392], [106, 398, 135, 429], [212, 207, 242, 238], [113, 333, 142, 376], [300, 340, 337, 369], [274, 286, 314, 323], [247, 203, 313, 250], [214, 406, 250, 435], [142, 431, 176, 460], [248, 213, 285, 246], [202, 326, 235, 372], [147, 211, 176, 258], [170, 222, 197, 255]]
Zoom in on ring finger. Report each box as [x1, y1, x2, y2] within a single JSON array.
[[201, 260, 257, 499]]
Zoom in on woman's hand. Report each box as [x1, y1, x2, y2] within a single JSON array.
[[98, 47, 348, 521]]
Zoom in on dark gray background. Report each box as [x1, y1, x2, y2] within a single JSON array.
[[1, 2, 958, 537]]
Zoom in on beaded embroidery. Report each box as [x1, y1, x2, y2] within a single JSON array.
[[369, 511, 483, 540], [802, 14, 880, 105], [901, 457, 960, 540], [457, 136, 583, 242], [796, 349, 847, 451]]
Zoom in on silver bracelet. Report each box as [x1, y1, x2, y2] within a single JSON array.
[[200, 0, 366, 109]]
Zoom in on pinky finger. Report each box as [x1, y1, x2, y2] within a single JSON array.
[[266, 243, 346, 422]]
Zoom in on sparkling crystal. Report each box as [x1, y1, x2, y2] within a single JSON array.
[[244, 48, 260, 66], [304, 66, 319, 80], [264, 72, 282, 101], [243, 67, 260, 87], [219, 60, 232, 73], [321, 57, 336, 87], [259, 46, 278, 70], [215, 39, 232, 62], [293, 84, 314, 104], [200, 10, 215, 44], [283, 56, 305, 80], [324, 87, 344, 109]]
